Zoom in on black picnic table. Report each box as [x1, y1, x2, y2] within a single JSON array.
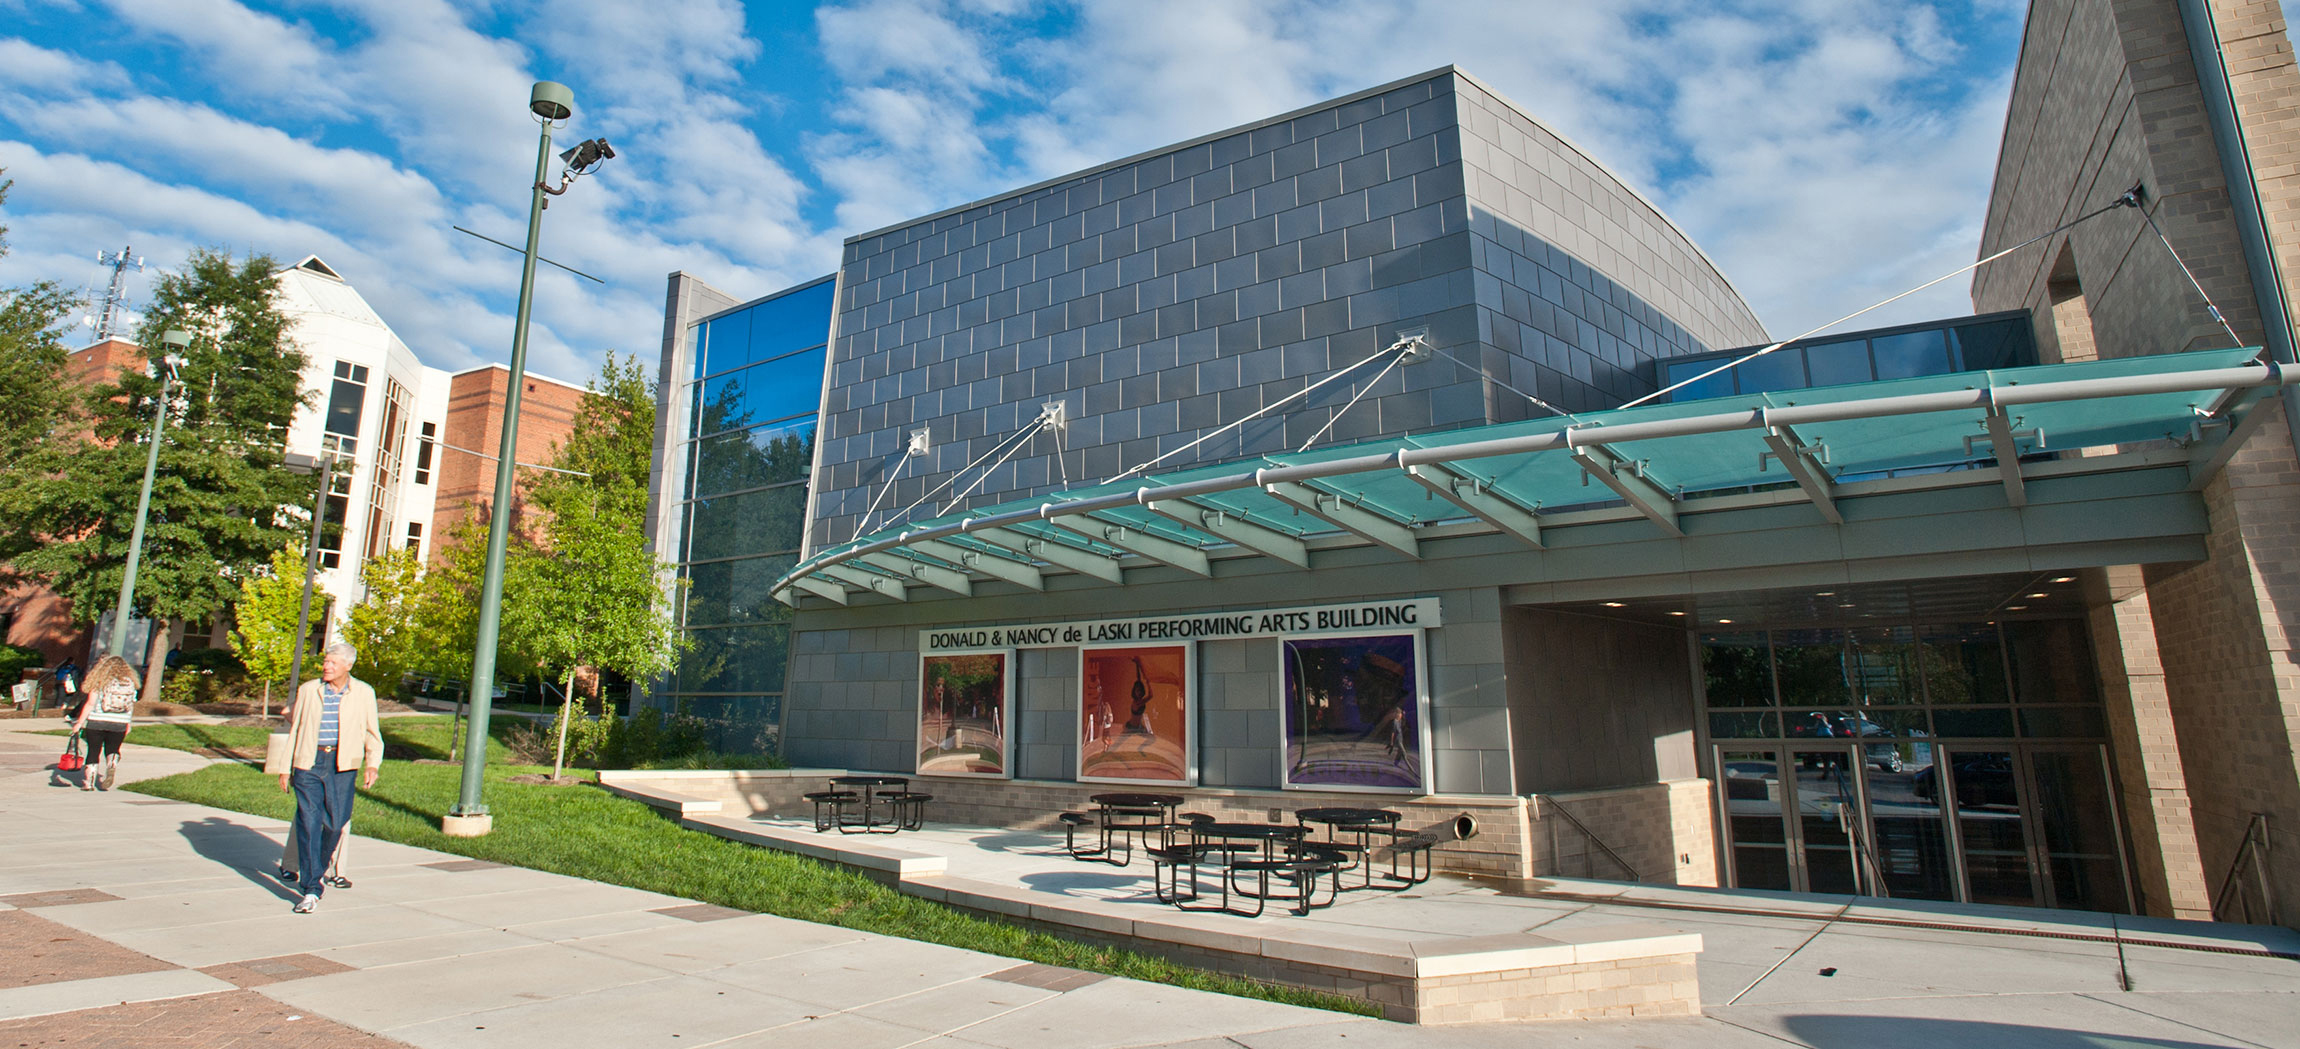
[[1295, 807, 1411, 891]]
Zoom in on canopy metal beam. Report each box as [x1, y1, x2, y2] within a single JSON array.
[[1759, 425, 1843, 525], [1263, 480, 1420, 558], [1982, 407, 2030, 507], [1144, 499, 1311, 566], [1403, 462, 1544, 548], [782, 577, 849, 605], [818, 562, 910, 601], [855, 553, 972, 597], [1059, 514, 1212, 577], [2187, 388, 2277, 490], [907, 538, 1045, 591], [1570, 443, 1681, 537], [971, 525, 1125, 584]]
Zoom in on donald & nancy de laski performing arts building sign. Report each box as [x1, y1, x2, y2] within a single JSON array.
[[915, 598, 1444, 793]]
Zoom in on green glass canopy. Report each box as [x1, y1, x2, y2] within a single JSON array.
[[775, 348, 2289, 606]]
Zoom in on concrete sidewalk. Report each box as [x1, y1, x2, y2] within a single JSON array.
[[1, 719, 2294, 1048]]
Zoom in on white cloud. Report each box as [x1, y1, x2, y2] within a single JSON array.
[[0, 37, 126, 92], [98, 0, 351, 116]]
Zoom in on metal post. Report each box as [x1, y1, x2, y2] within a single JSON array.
[[109, 356, 177, 658], [285, 451, 336, 704], [452, 82, 569, 827]]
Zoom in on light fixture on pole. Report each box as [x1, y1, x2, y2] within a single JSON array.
[[108, 329, 188, 659], [447, 80, 614, 838]]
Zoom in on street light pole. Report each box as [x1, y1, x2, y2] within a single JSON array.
[[284, 445, 340, 708], [109, 330, 187, 659], [447, 80, 575, 837]]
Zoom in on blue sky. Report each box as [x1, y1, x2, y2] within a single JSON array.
[[1, 0, 2032, 387]]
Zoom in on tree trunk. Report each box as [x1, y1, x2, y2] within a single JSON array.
[[138, 618, 172, 706], [552, 669, 577, 781], [261, 680, 271, 719]]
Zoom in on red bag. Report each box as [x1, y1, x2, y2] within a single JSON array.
[[56, 733, 84, 772]]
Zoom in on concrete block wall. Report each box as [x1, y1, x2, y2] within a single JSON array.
[[1197, 637, 1281, 788], [1014, 647, 1077, 780], [2085, 566, 2213, 919], [1452, 77, 1766, 410], [1974, 0, 2300, 926], [1533, 781, 1717, 888], [808, 67, 1767, 544]]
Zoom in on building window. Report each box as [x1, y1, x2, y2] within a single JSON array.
[[405, 521, 424, 557], [324, 360, 369, 455], [414, 422, 436, 484]]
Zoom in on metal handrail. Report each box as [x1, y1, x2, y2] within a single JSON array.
[[1536, 794, 1641, 882], [2212, 813, 2274, 925]]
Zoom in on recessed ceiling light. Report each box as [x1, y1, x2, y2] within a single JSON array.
[[1667, 611, 1686, 617], [1838, 603, 1856, 609], [1717, 618, 1733, 624], [1602, 601, 1626, 608], [2007, 605, 2027, 611], [2050, 576, 2075, 583], [2026, 592, 2048, 599], [1815, 591, 1835, 597]]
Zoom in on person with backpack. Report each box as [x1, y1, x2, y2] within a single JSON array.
[[70, 655, 137, 791]]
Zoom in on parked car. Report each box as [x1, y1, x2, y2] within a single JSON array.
[[1789, 712, 1911, 773]]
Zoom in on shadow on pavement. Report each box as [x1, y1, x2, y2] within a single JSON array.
[[178, 816, 296, 900], [1781, 1015, 2245, 1048]]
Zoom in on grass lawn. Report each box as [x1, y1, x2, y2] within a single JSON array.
[[114, 715, 1372, 1016]]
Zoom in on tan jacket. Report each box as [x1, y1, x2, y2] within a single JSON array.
[[285, 676, 384, 773]]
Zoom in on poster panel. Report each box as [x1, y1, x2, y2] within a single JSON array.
[[1280, 633, 1428, 792], [917, 650, 1011, 778], [1077, 643, 1194, 785]]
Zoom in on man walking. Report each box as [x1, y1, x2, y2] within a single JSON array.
[[279, 642, 382, 914]]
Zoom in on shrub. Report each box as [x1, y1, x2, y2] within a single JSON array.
[[0, 644, 43, 685]]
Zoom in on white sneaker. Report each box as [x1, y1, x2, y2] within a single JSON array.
[[293, 893, 318, 914]]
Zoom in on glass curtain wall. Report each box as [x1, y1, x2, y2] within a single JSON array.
[[1702, 618, 2131, 913], [662, 280, 836, 740], [1662, 312, 2034, 401]]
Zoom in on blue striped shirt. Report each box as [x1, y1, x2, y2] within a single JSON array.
[[318, 683, 344, 748]]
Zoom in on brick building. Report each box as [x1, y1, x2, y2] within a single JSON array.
[[3, 258, 595, 680]]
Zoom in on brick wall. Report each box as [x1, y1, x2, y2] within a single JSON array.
[[431, 366, 588, 557]]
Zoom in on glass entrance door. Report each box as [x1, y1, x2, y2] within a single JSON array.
[[1719, 745, 1868, 894], [2026, 745, 2133, 913], [1941, 747, 2038, 906], [1789, 746, 1863, 894]]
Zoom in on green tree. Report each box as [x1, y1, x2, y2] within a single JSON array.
[[230, 543, 324, 717], [0, 172, 82, 567], [338, 547, 429, 699], [501, 353, 686, 776], [9, 248, 311, 700]]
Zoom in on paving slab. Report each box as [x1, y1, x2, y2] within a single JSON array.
[[259, 941, 678, 1031], [0, 967, 234, 1020], [1716, 987, 2287, 1049], [382, 974, 821, 1049], [696, 934, 1017, 1010], [559, 911, 871, 974]]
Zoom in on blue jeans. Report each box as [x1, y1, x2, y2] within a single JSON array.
[[290, 762, 357, 898]]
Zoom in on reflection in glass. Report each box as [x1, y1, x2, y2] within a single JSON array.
[[1865, 748, 1953, 899], [699, 347, 829, 437], [682, 554, 800, 629], [1710, 711, 1778, 738], [1722, 749, 1792, 891], [1735, 347, 1808, 393], [1918, 623, 2009, 704], [1947, 749, 2036, 906], [1803, 339, 1872, 386], [1932, 707, 2017, 738], [2007, 620, 2100, 705], [1848, 626, 1920, 705], [1701, 633, 1773, 707], [2029, 748, 2130, 913], [676, 624, 792, 694], [1666, 360, 1734, 401], [690, 420, 816, 500], [1772, 630, 1851, 707], [687, 485, 811, 563], [2019, 707, 2106, 739], [1950, 318, 2028, 371], [1871, 330, 1951, 379], [1792, 748, 1861, 894]]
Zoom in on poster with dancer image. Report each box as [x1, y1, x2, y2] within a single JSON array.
[[917, 651, 1011, 778], [1078, 644, 1193, 785], [1281, 633, 1427, 792]]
